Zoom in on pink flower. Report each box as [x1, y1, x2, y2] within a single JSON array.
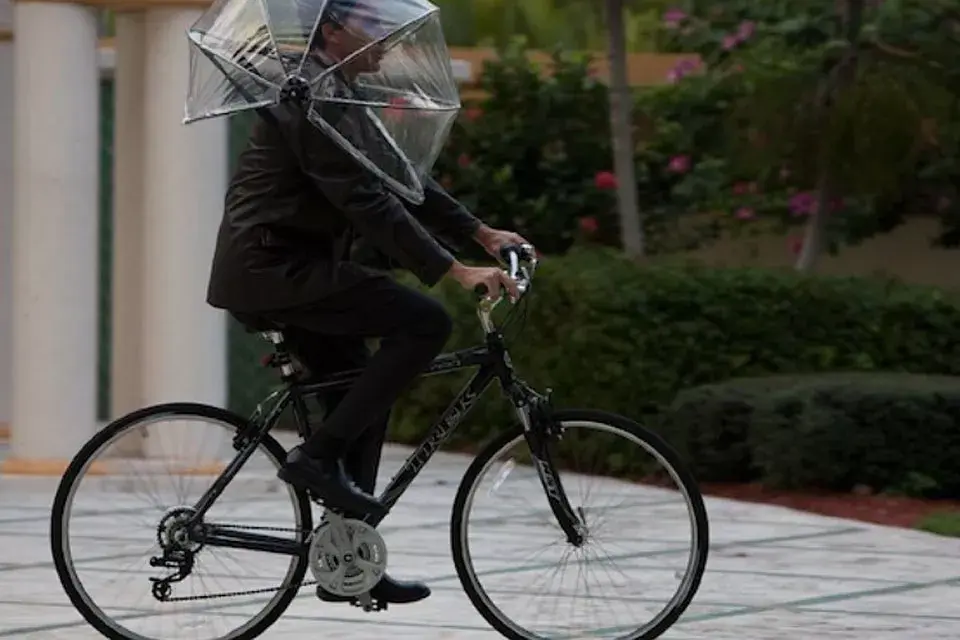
[[732, 182, 758, 195], [735, 207, 755, 220], [594, 171, 618, 190], [464, 107, 483, 122], [667, 155, 691, 174], [667, 58, 701, 83], [579, 216, 599, 234], [737, 20, 756, 41], [663, 7, 687, 28], [789, 191, 817, 216], [457, 153, 471, 168], [722, 33, 740, 50]]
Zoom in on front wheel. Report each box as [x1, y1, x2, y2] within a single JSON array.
[[451, 409, 709, 640]]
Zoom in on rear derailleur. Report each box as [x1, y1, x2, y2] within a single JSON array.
[[149, 549, 195, 602], [149, 506, 202, 602]]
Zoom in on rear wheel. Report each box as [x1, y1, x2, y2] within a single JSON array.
[[451, 409, 709, 640], [50, 402, 312, 640]]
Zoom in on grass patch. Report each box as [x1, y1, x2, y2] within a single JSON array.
[[915, 510, 960, 537]]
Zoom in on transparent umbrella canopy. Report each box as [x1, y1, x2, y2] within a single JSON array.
[[183, 0, 462, 203]]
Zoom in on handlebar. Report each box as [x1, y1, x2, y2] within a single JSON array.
[[475, 243, 538, 334], [473, 243, 537, 300]]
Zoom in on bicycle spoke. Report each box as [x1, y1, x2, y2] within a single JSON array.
[[454, 415, 708, 640], [52, 408, 310, 640]]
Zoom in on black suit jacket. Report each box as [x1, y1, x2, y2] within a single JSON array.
[[206, 101, 480, 313]]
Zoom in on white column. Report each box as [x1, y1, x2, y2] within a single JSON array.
[[0, 27, 13, 435], [110, 11, 146, 420], [8, 2, 99, 466], [107, 11, 147, 458], [141, 8, 228, 459]]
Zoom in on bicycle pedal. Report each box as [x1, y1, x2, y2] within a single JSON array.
[[351, 597, 387, 613]]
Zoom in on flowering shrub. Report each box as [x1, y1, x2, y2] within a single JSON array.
[[433, 41, 621, 255], [653, 0, 960, 250], [433, 40, 731, 255], [432, 1, 960, 259]]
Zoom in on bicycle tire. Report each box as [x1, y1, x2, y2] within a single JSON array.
[[450, 408, 709, 640], [50, 402, 312, 640]]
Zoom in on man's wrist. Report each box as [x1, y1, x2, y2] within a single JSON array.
[[473, 224, 493, 243], [446, 259, 467, 280]]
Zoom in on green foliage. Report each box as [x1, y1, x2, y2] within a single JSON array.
[[434, 40, 734, 256], [435, 42, 621, 255], [432, 0, 675, 51], [222, 247, 960, 495], [390, 250, 960, 471], [916, 510, 960, 537], [653, 0, 960, 249], [665, 373, 960, 497]]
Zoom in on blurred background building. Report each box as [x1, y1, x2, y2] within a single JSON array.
[[0, 0, 229, 472]]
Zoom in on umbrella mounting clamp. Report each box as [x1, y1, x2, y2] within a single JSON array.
[[280, 76, 311, 103]]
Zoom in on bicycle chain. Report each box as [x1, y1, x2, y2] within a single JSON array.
[[158, 523, 318, 603]]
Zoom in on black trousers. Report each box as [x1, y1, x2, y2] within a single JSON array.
[[239, 270, 452, 493]]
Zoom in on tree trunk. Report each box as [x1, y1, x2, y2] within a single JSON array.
[[795, 174, 832, 271], [794, 0, 865, 272], [605, 0, 644, 257]]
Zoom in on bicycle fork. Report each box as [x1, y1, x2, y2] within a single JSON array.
[[516, 394, 586, 547]]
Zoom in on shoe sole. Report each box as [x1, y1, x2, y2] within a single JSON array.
[[277, 467, 387, 517]]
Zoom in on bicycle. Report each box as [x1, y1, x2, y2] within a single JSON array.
[[51, 244, 709, 640]]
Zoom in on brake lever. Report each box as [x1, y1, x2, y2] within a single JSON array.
[[476, 243, 535, 301]]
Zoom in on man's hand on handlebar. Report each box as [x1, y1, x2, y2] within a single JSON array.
[[446, 261, 521, 302], [473, 224, 531, 261]]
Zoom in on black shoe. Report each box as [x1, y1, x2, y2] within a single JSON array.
[[316, 573, 431, 605], [277, 446, 386, 517]]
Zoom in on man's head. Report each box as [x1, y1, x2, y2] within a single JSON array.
[[308, 0, 388, 74]]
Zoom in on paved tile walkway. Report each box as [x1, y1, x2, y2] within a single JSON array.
[[1, 436, 959, 639]]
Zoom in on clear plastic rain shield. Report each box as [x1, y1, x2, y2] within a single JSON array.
[[184, 0, 461, 203]]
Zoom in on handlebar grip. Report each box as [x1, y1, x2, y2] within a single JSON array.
[[499, 244, 523, 263]]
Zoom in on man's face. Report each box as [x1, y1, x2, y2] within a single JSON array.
[[320, 12, 386, 75]]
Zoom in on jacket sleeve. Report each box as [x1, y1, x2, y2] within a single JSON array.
[[408, 177, 483, 251], [287, 109, 456, 287]]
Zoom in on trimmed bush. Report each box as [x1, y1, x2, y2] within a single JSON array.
[[657, 375, 803, 483], [227, 248, 960, 495], [664, 373, 960, 498], [389, 249, 960, 453], [753, 374, 960, 497]]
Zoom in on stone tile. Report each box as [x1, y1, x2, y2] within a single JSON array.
[[672, 607, 958, 639], [797, 582, 960, 617], [2, 443, 960, 639]]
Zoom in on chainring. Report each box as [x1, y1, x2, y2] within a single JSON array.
[[308, 517, 387, 598]]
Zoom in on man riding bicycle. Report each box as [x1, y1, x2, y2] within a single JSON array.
[[205, 0, 530, 606]]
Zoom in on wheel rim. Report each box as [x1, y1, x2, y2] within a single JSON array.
[[56, 412, 306, 640], [457, 419, 705, 640]]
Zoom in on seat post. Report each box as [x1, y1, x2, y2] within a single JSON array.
[[260, 330, 299, 380]]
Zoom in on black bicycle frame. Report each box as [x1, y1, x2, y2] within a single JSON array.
[[189, 331, 584, 556]]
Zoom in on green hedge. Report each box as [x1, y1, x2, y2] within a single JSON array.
[[387, 249, 960, 444], [226, 249, 960, 496], [664, 373, 960, 498]]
